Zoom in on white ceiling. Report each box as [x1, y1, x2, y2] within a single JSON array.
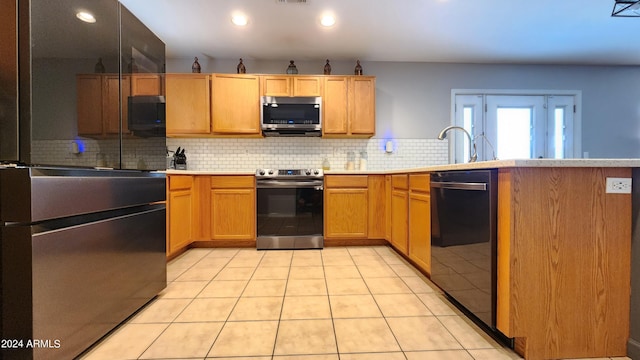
[[118, 0, 640, 65]]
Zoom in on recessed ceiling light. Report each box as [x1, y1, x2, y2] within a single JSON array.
[[320, 15, 335, 27], [232, 15, 248, 26], [76, 11, 96, 23]]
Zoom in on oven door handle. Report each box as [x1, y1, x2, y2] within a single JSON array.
[[257, 180, 324, 189], [430, 181, 487, 191]]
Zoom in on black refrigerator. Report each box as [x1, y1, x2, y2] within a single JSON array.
[[0, 1, 167, 359]]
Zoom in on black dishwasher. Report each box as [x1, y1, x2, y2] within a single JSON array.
[[430, 169, 498, 330]]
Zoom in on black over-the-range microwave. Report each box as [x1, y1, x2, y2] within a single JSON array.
[[128, 95, 166, 137], [261, 96, 322, 137]]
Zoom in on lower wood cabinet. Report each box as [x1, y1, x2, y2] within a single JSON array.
[[368, 175, 386, 239], [210, 176, 256, 240], [324, 175, 368, 239], [390, 175, 409, 255], [167, 175, 194, 257], [408, 173, 431, 274], [166, 174, 256, 256]]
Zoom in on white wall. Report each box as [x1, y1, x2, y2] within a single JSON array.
[[167, 58, 640, 158]]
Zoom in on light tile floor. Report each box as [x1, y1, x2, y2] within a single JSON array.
[[79, 246, 630, 360]]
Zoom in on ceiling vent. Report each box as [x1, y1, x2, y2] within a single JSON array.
[[275, 0, 308, 4]]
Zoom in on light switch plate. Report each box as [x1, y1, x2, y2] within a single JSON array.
[[606, 177, 632, 194]]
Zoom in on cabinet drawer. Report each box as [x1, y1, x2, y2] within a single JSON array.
[[168, 175, 193, 191], [391, 174, 408, 190], [409, 173, 430, 193], [325, 175, 368, 188], [210, 175, 254, 188]]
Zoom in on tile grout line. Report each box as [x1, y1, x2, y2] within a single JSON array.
[[269, 250, 295, 359], [193, 249, 259, 359], [321, 249, 343, 358], [348, 246, 408, 360], [134, 248, 221, 360]]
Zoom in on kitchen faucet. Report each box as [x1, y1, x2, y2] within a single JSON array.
[[437, 126, 478, 162]]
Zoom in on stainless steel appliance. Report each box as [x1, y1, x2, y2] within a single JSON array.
[[430, 169, 498, 330], [1, 1, 167, 359], [128, 95, 166, 137], [260, 96, 322, 137], [0, 167, 166, 360], [256, 168, 324, 249]]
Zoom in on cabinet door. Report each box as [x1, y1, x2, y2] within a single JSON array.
[[261, 76, 291, 96], [368, 175, 386, 239], [211, 74, 260, 134], [77, 74, 103, 135], [323, 77, 348, 134], [211, 188, 256, 240], [349, 76, 376, 135], [166, 74, 211, 135], [409, 192, 431, 274], [391, 189, 408, 254], [325, 188, 368, 238], [131, 74, 162, 95], [293, 76, 322, 96], [168, 189, 193, 255], [103, 74, 122, 134]]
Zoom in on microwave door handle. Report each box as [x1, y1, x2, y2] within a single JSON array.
[[257, 180, 324, 189]]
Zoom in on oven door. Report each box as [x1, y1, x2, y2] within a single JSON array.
[[256, 179, 324, 249]]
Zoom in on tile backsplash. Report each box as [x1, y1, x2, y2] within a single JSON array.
[[166, 137, 449, 171]]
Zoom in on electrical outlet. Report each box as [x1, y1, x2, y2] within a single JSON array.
[[606, 177, 632, 194]]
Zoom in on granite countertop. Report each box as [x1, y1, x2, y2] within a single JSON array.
[[165, 159, 640, 176]]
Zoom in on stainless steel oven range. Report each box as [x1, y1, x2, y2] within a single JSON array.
[[256, 168, 324, 250]]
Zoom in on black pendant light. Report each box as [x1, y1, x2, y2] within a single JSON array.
[[612, 0, 640, 17]]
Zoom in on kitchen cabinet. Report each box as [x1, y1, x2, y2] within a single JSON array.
[[77, 74, 130, 136], [167, 175, 195, 257], [323, 76, 376, 137], [211, 74, 261, 135], [368, 175, 386, 239], [261, 75, 322, 97], [77, 73, 162, 137], [210, 175, 256, 241], [166, 73, 211, 135], [408, 173, 430, 274], [390, 174, 408, 255], [324, 175, 369, 240], [496, 167, 632, 360], [130, 74, 163, 96]]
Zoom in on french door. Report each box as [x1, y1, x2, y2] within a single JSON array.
[[453, 93, 578, 163]]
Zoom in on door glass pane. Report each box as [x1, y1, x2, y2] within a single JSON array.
[[496, 108, 532, 159], [554, 107, 565, 159], [463, 107, 473, 162]]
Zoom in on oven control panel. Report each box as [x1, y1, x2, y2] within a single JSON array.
[[256, 168, 323, 179]]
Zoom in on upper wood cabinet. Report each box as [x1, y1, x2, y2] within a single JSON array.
[[349, 76, 376, 135], [130, 74, 163, 96], [165, 73, 211, 135], [77, 74, 131, 137], [211, 74, 261, 135], [261, 75, 322, 97], [323, 76, 375, 137], [322, 76, 348, 134], [77, 74, 105, 136]]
